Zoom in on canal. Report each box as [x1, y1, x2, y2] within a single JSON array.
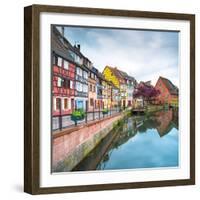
[[73, 109, 179, 171]]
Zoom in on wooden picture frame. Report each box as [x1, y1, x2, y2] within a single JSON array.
[[24, 4, 195, 194]]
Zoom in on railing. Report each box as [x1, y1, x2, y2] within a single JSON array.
[[75, 91, 88, 97], [52, 107, 121, 132]]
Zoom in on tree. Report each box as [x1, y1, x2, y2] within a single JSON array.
[[133, 83, 160, 105]]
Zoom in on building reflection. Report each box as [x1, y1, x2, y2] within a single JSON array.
[[131, 109, 178, 137], [72, 109, 178, 171], [154, 109, 178, 137]]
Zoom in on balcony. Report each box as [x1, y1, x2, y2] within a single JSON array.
[[75, 91, 88, 98]]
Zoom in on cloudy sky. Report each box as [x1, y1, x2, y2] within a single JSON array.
[[57, 26, 179, 87]]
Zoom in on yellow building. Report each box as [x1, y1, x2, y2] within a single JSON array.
[[102, 80, 112, 109], [103, 66, 136, 108], [103, 66, 120, 89]]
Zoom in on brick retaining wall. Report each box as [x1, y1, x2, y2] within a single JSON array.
[[52, 113, 124, 172]]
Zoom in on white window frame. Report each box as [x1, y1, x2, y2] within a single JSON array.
[[83, 71, 88, 79], [70, 80, 73, 89], [76, 82, 79, 91], [54, 97, 61, 111], [57, 77, 62, 87], [80, 83, 83, 92], [57, 57, 62, 67], [77, 67, 82, 76], [83, 84, 88, 93], [63, 60, 69, 70]]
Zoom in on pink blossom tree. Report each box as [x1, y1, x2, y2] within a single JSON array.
[[133, 84, 160, 105]]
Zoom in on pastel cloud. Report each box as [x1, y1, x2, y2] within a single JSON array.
[[60, 26, 179, 86]]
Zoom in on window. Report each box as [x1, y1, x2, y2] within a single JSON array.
[[83, 85, 85, 92], [78, 83, 80, 91], [57, 77, 62, 87], [57, 57, 62, 67], [64, 98, 68, 110], [90, 84, 92, 92], [76, 100, 84, 109], [80, 84, 83, 92], [83, 71, 88, 79], [77, 67, 82, 76], [77, 67, 79, 75], [76, 82, 83, 92], [79, 58, 83, 65], [75, 54, 80, 64], [83, 84, 88, 93], [76, 82, 79, 91], [62, 79, 70, 88], [69, 50, 75, 60], [67, 79, 70, 88], [90, 98, 94, 106], [86, 85, 88, 93], [63, 60, 69, 70], [93, 85, 96, 92], [62, 79, 66, 88], [56, 98, 60, 110], [70, 80, 73, 89]]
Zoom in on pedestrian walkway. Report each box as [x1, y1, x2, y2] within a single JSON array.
[[52, 108, 121, 131]]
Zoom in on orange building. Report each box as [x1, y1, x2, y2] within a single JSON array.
[[155, 76, 178, 106]]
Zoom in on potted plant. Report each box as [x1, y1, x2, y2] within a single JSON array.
[[71, 108, 85, 125], [102, 108, 109, 115]]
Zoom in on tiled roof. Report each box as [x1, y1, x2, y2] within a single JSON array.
[[160, 76, 178, 95], [108, 66, 124, 80], [117, 69, 128, 78], [52, 27, 73, 61], [52, 26, 92, 69], [106, 66, 137, 84], [91, 66, 98, 74], [138, 81, 152, 88], [97, 71, 106, 80]]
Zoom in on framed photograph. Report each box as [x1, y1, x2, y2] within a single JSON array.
[[24, 4, 195, 194]]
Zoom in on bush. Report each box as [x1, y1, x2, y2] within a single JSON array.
[[102, 108, 109, 114], [71, 109, 85, 121]]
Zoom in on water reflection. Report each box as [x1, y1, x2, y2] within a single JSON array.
[[73, 109, 179, 171]]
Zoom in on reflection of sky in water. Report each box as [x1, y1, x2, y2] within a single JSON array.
[[97, 127, 178, 170]]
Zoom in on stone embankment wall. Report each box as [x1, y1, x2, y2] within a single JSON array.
[[52, 113, 125, 172]]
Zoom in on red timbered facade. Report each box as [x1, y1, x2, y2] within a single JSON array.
[[52, 27, 76, 117], [52, 55, 76, 116]]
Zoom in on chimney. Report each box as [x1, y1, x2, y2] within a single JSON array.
[[77, 44, 81, 51]]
